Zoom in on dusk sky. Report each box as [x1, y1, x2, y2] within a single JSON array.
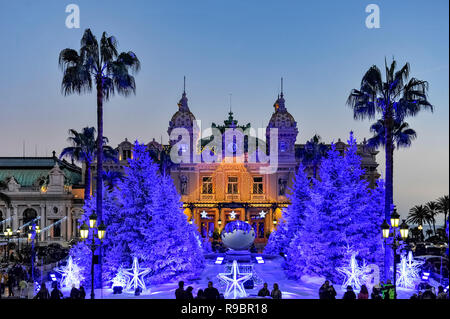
[[0, 0, 448, 222]]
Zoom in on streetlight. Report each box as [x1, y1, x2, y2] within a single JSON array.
[[4, 226, 12, 260], [28, 223, 41, 282], [381, 207, 409, 299], [80, 214, 106, 300]]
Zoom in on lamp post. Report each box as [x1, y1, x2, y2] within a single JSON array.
[[4, 226, 12, 261], [80, 212, 106, 299], [28, 223, 40, 282], [381, 207, 409, 299]]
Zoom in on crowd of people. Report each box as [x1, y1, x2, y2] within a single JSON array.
[[319, 279, 449, 300], [0, 263, 36, 298], [175, 280, 283, 299], [34, 281, 87, 299]]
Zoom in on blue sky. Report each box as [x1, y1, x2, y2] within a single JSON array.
[[0, 0, 448, 222]]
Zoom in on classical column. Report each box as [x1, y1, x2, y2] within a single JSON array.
[[12, 205, 18, 231], [40, 204, 46, 241], [67, 206, 72, 240]]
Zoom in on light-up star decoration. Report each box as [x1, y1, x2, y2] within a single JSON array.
[[229, 211, 237, 220], [336, 253, 370, 291], [54, 256, 84, 289], [258, 210, 267, 219], [200, 210, 209, 219], [111, 266, 130, 288], [123, 257, 151, 292], [217, 260, 252, 299], [396, 251, 424, 289]]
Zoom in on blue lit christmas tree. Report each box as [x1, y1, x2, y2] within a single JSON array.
[[285, 132, 384, 282], [265, 163, 311, 255], [70, 141, 204, 287], [141, 174, 204, 283]]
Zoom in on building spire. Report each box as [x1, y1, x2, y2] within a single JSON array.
[[178, 76, 189, 111], [280, 77, 284, 98], [183, 75, 186, 94]]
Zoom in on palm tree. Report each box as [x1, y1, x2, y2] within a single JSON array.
[[368, 118, 417, 149], [149, 145, 178, 177], [299, 134, 328, 179], [347, 59, 433, 280], [425, 201, 439, 235], [407, 205, 431, 241], [60, 127, 118, 200], [59, 29, 140, 223], [436, 195, 449, 225], [102, 170, 123, 190]]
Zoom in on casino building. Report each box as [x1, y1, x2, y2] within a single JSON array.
[[93, 86, 381, 248]]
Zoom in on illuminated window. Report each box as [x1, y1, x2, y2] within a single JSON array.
[[253, 177, 263, 194], [227, 176, 238, 194], [202, 176, 213, 194]]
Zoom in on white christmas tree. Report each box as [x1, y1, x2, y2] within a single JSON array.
[[111, 266, 130, 288], [55, 256, 84, 289]]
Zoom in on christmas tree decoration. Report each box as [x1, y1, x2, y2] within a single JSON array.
[[217, 260, 253, 299], [258, 210, 267, 219], [111, 266, 130, 288], [396, 251, 424, 289], [54, 256, 84, 289], [123, 257, 151, 292], [336, 253, 370, 291], [229, 211, 237, 220], [284, 133, 384, 281], [221, 220, 255, 250]]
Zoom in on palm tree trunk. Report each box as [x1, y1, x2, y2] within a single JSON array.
[[84, 162, 91, 200], [384, 113, 394, 281], [96, 80, 103, 220], [96, 78, 103, 291]]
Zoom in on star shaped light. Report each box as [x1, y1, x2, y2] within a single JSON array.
[[229, 211, 237, 220], [217, 260, 252, 299], [200, 210, 209, 219], [258, 210, 267, 219], [123, 257, 151, 292], [54, 256, 83, 289], [336, 253, 369, 291], [396, 251, 424, 289]]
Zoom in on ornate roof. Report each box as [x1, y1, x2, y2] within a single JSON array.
[[0, 156, 82, 187], [267, 93, 297, 129], [168, 91, 196, 131]]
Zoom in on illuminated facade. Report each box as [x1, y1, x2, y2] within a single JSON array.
[[92, 87, 380, 248], [0, 155, 84, 245]]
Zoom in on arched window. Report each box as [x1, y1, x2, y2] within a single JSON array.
[[23, 208, 37, 225]]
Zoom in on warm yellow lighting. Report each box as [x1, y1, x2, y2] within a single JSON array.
[[89, 213, 97, 228], [418, 225, 423, 231], [97, 222, 106, 241], [399, 220, 409, 240], [80, 223, 89, 239], [381, 220, 390, 239], [390, 208, 400, 228]]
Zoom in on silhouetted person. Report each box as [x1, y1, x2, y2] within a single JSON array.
[[371, 285, 382, 300], [196, 289, 206, 299], [358, 284, 369, 299], [271, 283, 282, 299], [258, 283, 270, 297], [50, 286, 63, 299], [34, 283, 50, 299], [79, 286, 86, 299], [70, 285, 80, 299], [185, 286, 194, 300], [319, 280, 336, 300], [343, 286, 356, 300], [175, 281, 185, 299], [204, 281, 220, 299]]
